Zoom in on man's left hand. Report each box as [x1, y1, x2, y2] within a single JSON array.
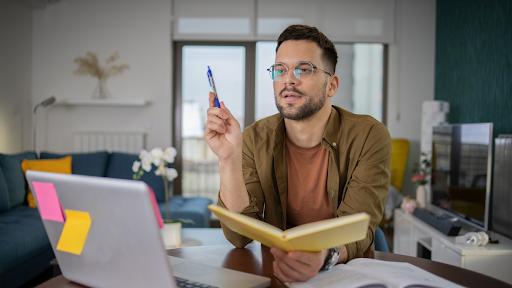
[[270, 247, 328, 282]]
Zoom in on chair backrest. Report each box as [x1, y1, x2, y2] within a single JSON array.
[[390, 139, 410, 192], [375, 226, 390, 252]]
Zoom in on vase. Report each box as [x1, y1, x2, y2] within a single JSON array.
[[416, 185, 426, 209], [161, 222, 182, 248], [92, 77, 111, 99]]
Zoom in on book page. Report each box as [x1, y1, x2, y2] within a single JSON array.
[[285, 213, 369, 238], [209, 205, 290, 250], [346, 259, 466, 288], [285, 264, 389, 288]]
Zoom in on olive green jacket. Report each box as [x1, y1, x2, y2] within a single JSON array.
[[218, 106, 391, 261]]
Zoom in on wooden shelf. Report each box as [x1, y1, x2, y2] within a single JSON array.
[[54, 99, 151, 107]]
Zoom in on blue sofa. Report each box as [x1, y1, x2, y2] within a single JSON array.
[[0, 151, 212, 288]]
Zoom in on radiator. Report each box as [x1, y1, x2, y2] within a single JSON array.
[[73, 131, 145, 154]]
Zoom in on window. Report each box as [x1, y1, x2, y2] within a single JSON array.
[[174, 41, 386, 201]]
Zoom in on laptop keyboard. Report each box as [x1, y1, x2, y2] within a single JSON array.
[[175, 276, 218, 288]]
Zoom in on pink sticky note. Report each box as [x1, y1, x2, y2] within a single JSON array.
[[147, 186, 164, 228], [32, 182, 65, 222]]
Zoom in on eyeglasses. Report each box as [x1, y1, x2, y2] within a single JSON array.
[[267, 62, 332, 81]]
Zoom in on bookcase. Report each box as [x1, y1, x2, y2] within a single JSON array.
[[393, 208, 512, 284]]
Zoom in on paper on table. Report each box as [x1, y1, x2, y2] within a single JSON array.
[[56, 210, 92, 255], [32, 182, 65, 222]]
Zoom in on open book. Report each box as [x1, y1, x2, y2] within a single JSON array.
[[208, 205, 370, 252], [284, 258, 465, 288]]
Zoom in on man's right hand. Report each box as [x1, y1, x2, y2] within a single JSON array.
[[204, 92, 243, 162]]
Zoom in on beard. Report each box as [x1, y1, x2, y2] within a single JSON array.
[[275, 83, 328, 121]]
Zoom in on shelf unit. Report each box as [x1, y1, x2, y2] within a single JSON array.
[[54, 99, 151, 107], [394, 208, 512, 284]]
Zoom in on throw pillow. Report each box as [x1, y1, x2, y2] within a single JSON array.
[[21, 156, 72, 207]]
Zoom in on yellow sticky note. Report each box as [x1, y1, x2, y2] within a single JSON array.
[[57, 210, 92, 255]]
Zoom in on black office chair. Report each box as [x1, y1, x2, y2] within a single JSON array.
[[375, 226, 390, 252]]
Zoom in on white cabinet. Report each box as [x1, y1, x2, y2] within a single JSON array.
[[432, 238, 463, 267], [393, 209, 512, 284]]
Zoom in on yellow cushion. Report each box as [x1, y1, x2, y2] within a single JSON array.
[[390, 139, 409, 192], [21, 156, 72, 207]]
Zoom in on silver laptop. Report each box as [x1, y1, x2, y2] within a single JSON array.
[[26, 170, 270, 288]]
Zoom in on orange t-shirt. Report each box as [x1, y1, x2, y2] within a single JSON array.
[[285, 137, 333, 228]]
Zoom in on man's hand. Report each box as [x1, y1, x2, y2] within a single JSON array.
[[204, 92, 248, 212], [270, 247, 328, 282], [204, 92, 242, 162]]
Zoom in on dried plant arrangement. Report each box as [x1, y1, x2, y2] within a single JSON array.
[[73, 51, 130, 98]]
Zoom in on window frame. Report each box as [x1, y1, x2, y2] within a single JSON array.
[[173, 41, 256, 195], [172, 41, 388, 195]]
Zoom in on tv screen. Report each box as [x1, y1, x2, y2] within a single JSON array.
[[431, 123, 493, 230]]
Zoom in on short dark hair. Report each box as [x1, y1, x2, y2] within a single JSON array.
[[276, 24, 338, 74]]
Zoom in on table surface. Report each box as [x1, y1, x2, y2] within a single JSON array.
[[37, 242, 512, 288]]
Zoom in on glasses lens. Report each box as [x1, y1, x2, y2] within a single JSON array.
[[293, 62, 314, 81], [270, 64, 287, 81]]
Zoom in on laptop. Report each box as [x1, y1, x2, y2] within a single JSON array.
[[26, 170, 270, 288]]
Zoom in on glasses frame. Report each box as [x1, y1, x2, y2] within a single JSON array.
[[267, 61, 332, 82]]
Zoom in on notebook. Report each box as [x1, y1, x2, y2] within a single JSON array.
[[26, 170, 270, 288]]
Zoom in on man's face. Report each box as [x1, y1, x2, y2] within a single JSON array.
[[273, 40, 331, 121]]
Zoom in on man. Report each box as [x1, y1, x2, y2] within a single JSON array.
[[204, 24, 391, 282]]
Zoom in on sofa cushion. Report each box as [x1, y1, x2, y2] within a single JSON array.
[[105, 152, 171, 203], [21, 156, 73, 207], [0, 165, 10, 212], [0, 206, 53, 275], [40, 151, 109, 177], [0, 152, 38, 208], [160, 196, 212, 228]]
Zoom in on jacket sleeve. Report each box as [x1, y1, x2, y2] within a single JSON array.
[[217, 128, 266, 248], [338, 123, 392, 261]]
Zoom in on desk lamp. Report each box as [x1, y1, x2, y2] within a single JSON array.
[[33, 96, 56, 151]]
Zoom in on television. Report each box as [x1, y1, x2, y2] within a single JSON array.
[[430, 123, 493, 231]]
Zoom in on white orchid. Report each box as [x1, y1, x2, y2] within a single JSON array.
[[141, 153, 153, 172], [132, 161, 141, 173], [163, 147, 177, 163], [139, 149, 149, 160], [154, 164, 165, 176], [165, 168, 178, 181], [151, 147, 164, 166], [133, 147, 179, 222]]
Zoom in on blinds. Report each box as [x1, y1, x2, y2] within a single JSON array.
[[173, 0, 395, 43]]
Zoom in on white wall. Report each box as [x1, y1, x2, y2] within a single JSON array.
[[0, 0, 33, 153], [28, 0, 436, 196], [387, 0, 437, 196], [32, 0, 172, 153]]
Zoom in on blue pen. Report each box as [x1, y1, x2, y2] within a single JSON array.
[[207, 66, 221, 108]]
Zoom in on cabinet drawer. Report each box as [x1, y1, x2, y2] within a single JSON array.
[[432, 238, 462, 267]]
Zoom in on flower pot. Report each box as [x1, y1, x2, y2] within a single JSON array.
[[161, 222, 182, 248], [416, 185, 426, 209]]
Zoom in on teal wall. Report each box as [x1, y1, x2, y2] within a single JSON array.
[[435, 0, 512, 136]]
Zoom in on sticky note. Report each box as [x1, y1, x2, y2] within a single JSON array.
[[148, 186, 164, 228], [32, 182, 65, 222], [57, 210, 92, 255]]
